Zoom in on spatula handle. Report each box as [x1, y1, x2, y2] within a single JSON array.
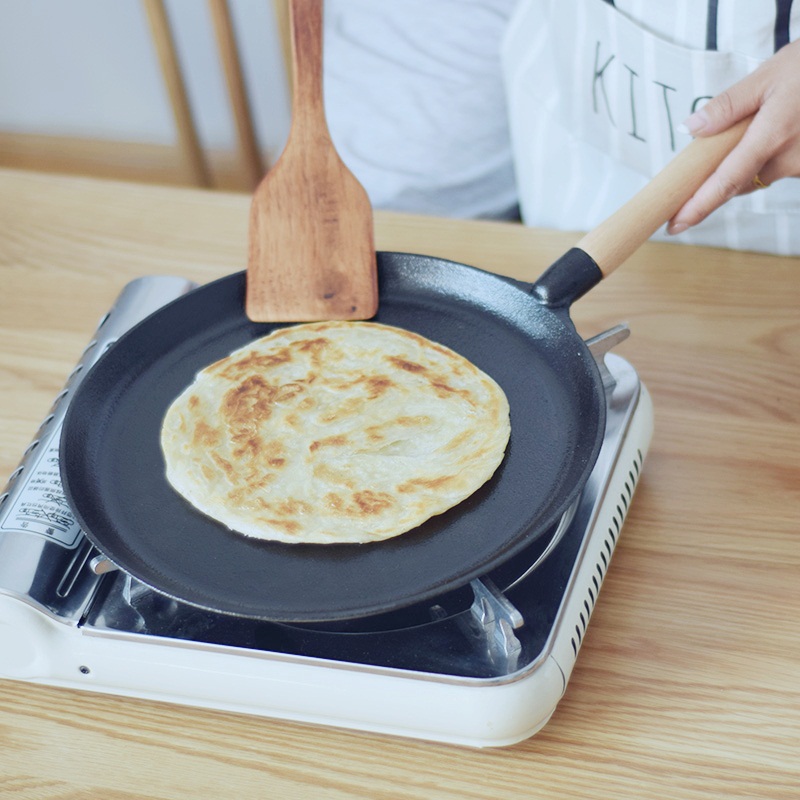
[[576, 117, 751, 276], [288, 0, 328, 140]]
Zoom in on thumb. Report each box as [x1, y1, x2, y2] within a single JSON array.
[[682, 74, 762, 137]]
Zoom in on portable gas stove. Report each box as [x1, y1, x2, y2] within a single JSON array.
[[0, 276, 652, 747]]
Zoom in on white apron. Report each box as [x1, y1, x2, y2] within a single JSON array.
[[502, 0, 800, 255]]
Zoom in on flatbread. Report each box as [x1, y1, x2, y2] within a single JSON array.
[[160, 321, 510, 544]]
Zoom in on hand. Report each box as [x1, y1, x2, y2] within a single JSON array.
[[668, 39, 800, 235]]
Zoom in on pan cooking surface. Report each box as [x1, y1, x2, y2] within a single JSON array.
[[61, 255, 605, 621]]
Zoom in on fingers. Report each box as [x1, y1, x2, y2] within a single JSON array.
[[683, 39, 800, 136], [667, 117, 778, 233], [668, 40, 800, 235], [757, 147, 800, 186], [681, 78, 760, 138]]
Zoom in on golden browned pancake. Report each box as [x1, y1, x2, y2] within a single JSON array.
[[160, 321, 510, 544]]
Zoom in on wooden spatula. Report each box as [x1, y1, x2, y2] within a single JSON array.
[[246, 0, 378, 322]]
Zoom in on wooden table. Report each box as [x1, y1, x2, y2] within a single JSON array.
[[0, 168, 798, 799]]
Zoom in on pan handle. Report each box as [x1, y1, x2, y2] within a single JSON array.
[[576, 116, 751, 277], [532, 116, 751, 307]]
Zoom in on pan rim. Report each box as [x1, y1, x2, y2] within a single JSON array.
[[60, 255, 607, 622]]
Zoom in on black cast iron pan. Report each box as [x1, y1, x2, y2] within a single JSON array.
[[59, 122, 749, 623]]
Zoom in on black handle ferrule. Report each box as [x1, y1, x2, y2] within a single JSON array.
[[530, 248, 603, 309]]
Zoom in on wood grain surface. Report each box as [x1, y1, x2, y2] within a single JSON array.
[[0, 168, 798, 799], [246, 0, 378, 321]]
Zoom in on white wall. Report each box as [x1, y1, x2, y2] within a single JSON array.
[[0, 0, 291, 161]]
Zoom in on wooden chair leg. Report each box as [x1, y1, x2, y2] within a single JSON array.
[[208, 0, 266, 189], [142, 0, 212, 188]]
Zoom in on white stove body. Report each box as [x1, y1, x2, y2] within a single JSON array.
[[0, 277, 653, 748]]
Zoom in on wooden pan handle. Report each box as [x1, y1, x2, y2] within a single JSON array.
[[576, 117, 751, 277]]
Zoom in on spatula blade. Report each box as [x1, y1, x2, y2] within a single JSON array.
[[245, 0, 378, 323], [246, 150, 378, 322]]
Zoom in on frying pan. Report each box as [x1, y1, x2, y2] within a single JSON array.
[[60, 121, 749, 623]]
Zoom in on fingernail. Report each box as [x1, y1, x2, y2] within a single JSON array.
[[679, 111, 707, 135], [668, 222, 689, 235]]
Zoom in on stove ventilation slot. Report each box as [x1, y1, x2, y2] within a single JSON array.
[[570, 448, 643, 657]]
